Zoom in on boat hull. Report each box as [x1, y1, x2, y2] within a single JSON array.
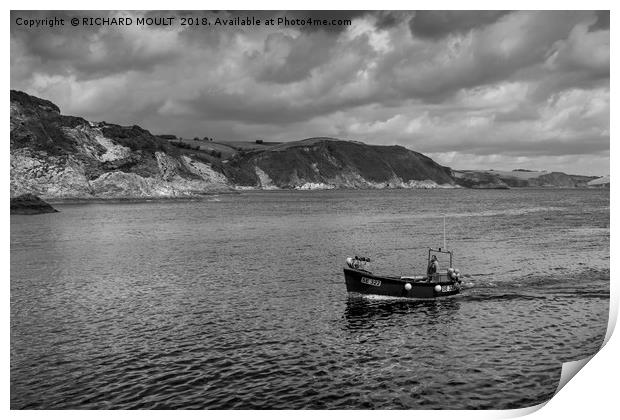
[[343, 267, 460, 299]]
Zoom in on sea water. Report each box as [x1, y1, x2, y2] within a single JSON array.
[[10, 188, 609, 409]]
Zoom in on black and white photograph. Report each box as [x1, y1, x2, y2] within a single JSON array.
[[8, 6, 613, 412]]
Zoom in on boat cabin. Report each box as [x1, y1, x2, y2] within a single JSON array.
[[426, 247, 455, 282]]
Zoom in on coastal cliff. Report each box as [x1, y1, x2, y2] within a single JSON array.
[[10, 91, 456, 198], [10, 91, 604, 199], [221, 138, 455, 190], [10, 90, 229, 199]]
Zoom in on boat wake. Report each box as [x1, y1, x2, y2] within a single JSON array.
[[451, 267, 609, 305], [346, 291, 461, 301]]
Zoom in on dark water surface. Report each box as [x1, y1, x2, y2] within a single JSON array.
[[11, 189, 609, 409]]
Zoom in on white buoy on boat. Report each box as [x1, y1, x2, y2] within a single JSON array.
[[405, 283, 412, 291], [434, 285, 442, 292]]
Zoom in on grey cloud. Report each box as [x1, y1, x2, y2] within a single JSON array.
[[589, 10, 610, 31], [443, 136, 609, 157], [409, 10, 511, 39], [180, 82, 373, 125], [374, 11, 412, 29], [493, 107, 540, 123], [372, 11, 596, 104], [547, 23, 609, 78], [249, 31, 336, 84], [12, 11, 181, 80], [10, 10, 609, 174]]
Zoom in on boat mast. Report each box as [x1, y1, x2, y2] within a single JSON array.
[[443, 215, 446, 250]]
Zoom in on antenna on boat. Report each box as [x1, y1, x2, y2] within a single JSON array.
[[443, 214, 446, 250]]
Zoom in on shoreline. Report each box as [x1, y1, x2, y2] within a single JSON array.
[[18, 185, 609, 205], [41, 191, 239, 205]]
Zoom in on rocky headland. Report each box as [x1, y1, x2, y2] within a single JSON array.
[[10, 90, 605, 200]]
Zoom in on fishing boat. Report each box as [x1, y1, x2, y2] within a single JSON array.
[[343, 248, 462, 298], [343, 217, 462, 299]]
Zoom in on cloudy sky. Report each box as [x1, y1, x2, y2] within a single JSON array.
[[11, 10, 609, 175]]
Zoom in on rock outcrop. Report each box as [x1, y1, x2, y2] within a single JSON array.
[[10, 194, 58, 215], [10, 90, 230, 200]]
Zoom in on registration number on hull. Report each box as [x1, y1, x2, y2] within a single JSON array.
[[441, 285, 456, 292], [361, 277, 381, 287]]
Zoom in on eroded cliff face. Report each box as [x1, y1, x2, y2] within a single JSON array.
[[221, 138, 456, 190], [10, 92, 459, 198], [10, 90, 230, 199]]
